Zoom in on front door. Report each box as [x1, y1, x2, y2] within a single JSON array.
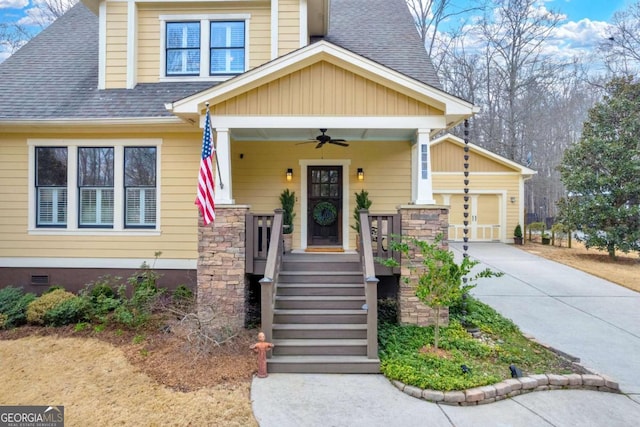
[[307, 166, 343, 246]]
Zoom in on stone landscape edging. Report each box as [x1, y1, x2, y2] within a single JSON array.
[[391, 373, 621, 406]]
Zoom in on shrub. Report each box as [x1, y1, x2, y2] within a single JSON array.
[[44, 285, 65, 294], [0, 287, 37, 329], [26, 289, 76, 325], [172, 285, 193, 303], [378, 298, 398, 325], [44, 296, 92, 326]]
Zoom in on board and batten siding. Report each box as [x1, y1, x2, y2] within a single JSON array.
[[431, 140, 514, 173], [212, 61, 440, 116], [278, 0, 301, 56], [0, 132, 201, 262], [105, 1, 128, 89], [231, 139, 411, 249], [136, 4, 271, 84]]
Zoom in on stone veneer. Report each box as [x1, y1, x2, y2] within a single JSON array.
[[392, 373, 621, 406], [197, 205, 250, 328], [397, 205, 450, 326]]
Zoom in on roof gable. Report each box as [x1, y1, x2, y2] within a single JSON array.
[[431, 134, 537, 176], [168, 41, 475, 126]]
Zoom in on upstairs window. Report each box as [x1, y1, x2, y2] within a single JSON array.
[[166, 22, 201, 76], [160, 15, 249, 80], [210, 21, 245, 75], [36, 147, 67, 227]]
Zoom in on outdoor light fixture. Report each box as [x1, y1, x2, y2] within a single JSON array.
[[357, 168, 364, 181], [510, 196, 516, 204], [286, 168, 293, 182]]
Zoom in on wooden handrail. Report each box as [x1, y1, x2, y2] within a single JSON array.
[[259, 209, 284, 346], [359, 210, 379, 359]]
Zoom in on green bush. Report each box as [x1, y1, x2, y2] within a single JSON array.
[[44, 296, 92, 326], [0, 287, 37, 329], [377, 298, 398, 325], [26, 289, 76, 325], [172, 285, 193, 302]]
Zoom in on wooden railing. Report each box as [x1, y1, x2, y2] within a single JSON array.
[[369, 213, 401, 275], [359, 210, 379, 359], [245, 213, 275, 274], [258, 209, 284, 346]]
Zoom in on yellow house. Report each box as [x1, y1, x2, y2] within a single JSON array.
[[0, 0, 533, 372]]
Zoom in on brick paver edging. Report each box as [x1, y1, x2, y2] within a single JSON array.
[[391, 373, 621, 406]]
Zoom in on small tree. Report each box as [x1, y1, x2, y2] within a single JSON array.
[[557, 76, 640, 258], [379, 234, 501, 349], [351, 190, 372, 233], [279, 189, 296, 234]]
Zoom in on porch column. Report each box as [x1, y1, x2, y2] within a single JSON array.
[[197, 205, 250, 328], [411, 129, 435, 204], [397, 205, 450, 326], [214, 127, 234, 204]]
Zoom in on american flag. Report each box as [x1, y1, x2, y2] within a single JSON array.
[[195, 109, 216, 225]]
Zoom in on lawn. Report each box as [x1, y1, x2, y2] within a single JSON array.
[[0, 240, 636, 425]]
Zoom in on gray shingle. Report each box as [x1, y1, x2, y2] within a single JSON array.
[[325, 0, 442, 88], [0, 4, 214, 120], [0, 0, 441, 121]]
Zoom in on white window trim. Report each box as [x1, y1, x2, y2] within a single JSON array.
[[28, 139, 162, 236], [159, 13, 251, 82]]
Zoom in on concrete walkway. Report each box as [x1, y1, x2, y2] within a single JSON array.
[[252, 243, 640, 426]]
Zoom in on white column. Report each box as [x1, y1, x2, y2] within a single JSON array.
[[126, 1, 137, 89], [412, 129, 435, 204], [214, 128, 234, 204]]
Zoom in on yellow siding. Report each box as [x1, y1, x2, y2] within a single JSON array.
[[136, 4, 271, 83], [431, 140, 514, 173], [0, 131, 202, 260], [105, 2, 129, 88], [278, 0, 300, 56], [212, 61, 438, 116], [232, 140, 411, 248]]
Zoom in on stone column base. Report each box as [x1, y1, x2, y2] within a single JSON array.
[[197, 205, 250, 329]]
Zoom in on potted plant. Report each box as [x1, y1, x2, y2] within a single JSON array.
[[513, 224, 524, 245], [351, 190, 372, 249], [541, 232, 551, 245], [279, 189, 295, 252]]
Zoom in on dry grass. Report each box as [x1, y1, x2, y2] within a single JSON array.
[[0, 329, 258, 427], [517, 239, 640, 292]]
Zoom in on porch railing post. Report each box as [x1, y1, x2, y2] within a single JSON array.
[[359, 209, 379, 359], [259, 209, 284, 348]]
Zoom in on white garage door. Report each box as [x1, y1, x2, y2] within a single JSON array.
[[435, 194, 501, 242]]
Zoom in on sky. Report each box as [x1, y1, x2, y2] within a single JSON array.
[[0, 0, 636, 63]]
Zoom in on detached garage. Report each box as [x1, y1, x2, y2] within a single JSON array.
[[431, 134, 536, 243]]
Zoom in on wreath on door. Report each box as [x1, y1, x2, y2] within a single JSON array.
[[313, 201, 337, 226]]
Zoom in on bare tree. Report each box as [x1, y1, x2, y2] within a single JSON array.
[[0, 0, 78, 61], [599, 1, 640, 76], [406, 0, 486, 57]]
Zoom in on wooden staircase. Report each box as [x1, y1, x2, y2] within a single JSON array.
[[267, 253, 380, 374]]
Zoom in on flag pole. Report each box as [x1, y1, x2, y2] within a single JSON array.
[[205, 102, 224, 189]]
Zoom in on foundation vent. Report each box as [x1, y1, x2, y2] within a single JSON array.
[[30, 275, 50, 286]]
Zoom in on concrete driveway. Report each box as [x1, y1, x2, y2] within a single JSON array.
[[252, 243, 640, 426]]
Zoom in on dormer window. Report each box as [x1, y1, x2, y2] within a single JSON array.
[[160, 14, 250, 81], [166, 22, 201, 76], [210, 21, 245, 75]]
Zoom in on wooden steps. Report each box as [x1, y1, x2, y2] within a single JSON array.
[[267, 253, 380, 374]]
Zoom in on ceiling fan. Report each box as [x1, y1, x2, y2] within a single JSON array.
[[298, 129, 349, 149]]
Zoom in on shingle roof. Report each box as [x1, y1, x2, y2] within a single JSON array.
[[0, 0, 441, 121], [324, 0, 442, 89], [0, 4, 214, 121]]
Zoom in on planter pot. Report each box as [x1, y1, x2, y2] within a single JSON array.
[[513, 236, 523, 245], [283, 233, 293, 252], [541, 237, 551, 245]]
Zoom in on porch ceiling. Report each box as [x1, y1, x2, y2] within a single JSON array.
[[229, 127, 416, 142]]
